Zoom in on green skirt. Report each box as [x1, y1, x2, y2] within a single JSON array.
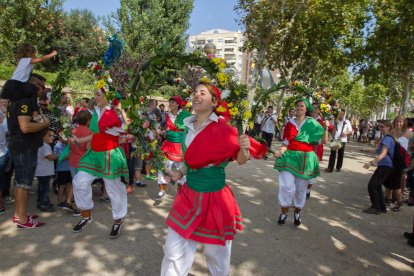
[[77, 147, 128, 179], [274, 150, 320, 179]]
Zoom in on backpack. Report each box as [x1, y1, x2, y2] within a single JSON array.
[[385, 135, 410, 170]]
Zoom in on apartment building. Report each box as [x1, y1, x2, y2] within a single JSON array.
[[188, 29, 246, 81]]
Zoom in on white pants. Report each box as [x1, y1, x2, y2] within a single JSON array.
[[73, 171, 127, 220], [278, 170, 309, 208], [161, 228, 232, 276], [158, 160, 186, 185]]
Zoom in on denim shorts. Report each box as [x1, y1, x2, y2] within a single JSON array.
[[10, 149, 38, 190]]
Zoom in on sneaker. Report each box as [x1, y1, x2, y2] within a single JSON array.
[[72, 217, 93, 233], [277, 213, 287, 225], [4, 196, 15, 205], [126, 185, 133, 194], [38, 206, 56, 213], [100, 196, 110, 202], [57, 202, 66, 209], [144, 175, 157, 180], [109, 221, 123, 239], [17, 218, 46, 229], [325, 168, 333, 173], [12, 214, 39, 223], [294, 213, 302, 226], [362, 207, 380, 215], [62, 203, 74, 212], [0, 206, 5, 214], [156, 190, 166, 200], [72, 209, 81, 217], [135, 181, 147, 187]]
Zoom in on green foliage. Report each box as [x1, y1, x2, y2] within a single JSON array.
[[236, 0, 370, 84], [0, 65, 15, 80], [0, 64, 57, 83], [360, 0, 414, 114], [110, 0, 193, 58], [0, 1, 106, 71]]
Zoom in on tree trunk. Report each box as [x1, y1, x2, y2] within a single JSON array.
[[400, 73, 412, 115]]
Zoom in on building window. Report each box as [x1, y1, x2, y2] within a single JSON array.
[[207, 39, 213, 43], [218, 38, 223, 43], [240, 38, 244, 43]]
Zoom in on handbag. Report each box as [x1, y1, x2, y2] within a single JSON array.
[[329, 140, 342, 151], [329, 121, 346, 151]]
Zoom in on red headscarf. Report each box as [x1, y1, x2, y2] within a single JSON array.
[[169, 96, 184, 107]]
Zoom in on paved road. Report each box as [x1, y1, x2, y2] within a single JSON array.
[[0, 141, 413, 275]]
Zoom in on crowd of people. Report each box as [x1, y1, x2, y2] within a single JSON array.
[[0, 42, 413, 276]]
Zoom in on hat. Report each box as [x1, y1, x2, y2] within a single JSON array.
[[295, 98, 313, 112], [169, 96, 184, 107]]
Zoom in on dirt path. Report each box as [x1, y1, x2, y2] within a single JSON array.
[[0, 141, 413, 275]]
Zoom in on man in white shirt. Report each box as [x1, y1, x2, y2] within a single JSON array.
[[326, 109, 353, 172], [253, 110, 264, 136], [261, 106, 278, 149]]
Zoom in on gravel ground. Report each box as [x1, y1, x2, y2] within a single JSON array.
[[0, 141, 413, 275]]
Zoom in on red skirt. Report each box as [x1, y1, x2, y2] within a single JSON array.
[[166, 184, 243, 245], [316, 144, 323, 161], [161, 141, 183, 162]]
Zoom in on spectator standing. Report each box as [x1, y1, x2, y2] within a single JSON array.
[[54, 137, 78, 215], [253, 110, 264, 136], [261, 106, 278, 149], [7, 73, 50, 228], [0, 109, 9, 214], [325, 109, 353, 173], [34, 130, 57, 212]]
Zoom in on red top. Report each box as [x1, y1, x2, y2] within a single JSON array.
[[98, 109, 122, 133], [69, 125, 92, 167], [283, 122, 313, 152]]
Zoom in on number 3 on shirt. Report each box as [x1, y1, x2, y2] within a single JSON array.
[[20, 105, 28, 114]]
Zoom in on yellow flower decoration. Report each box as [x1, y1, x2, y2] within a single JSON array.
[[212, 57, 226, 70], [200, 76, 211, 83], [229, 107, 239, 116], [241, 100, 249, 108], [216, 105, 227, 113], [150, 140, 158, 147], [96, 79, 106, 89], [242, 110, 252, 120], [249, 121, 254, 129], [227, 102, 233, 108], [216, 72, 229, 87]]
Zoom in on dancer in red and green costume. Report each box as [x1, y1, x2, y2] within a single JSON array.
[[71, 90, 129, 238], [274, 98, 324, 226], [161, 82, 267, 276], [157, 96, 191, 199]]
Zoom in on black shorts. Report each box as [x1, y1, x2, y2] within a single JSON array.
[[384, 169, 404, 189], [57, 171, 72, 185]]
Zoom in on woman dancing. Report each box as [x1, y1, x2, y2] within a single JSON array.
[[274, 98, 324, 226]]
